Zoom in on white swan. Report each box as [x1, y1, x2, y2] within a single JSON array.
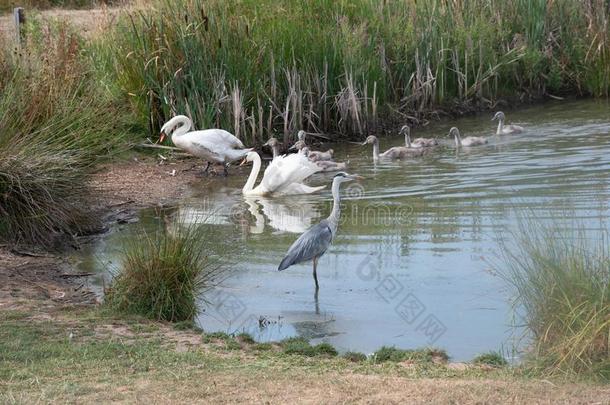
[[362, 135, 425, 160], [241, 151, 325, 196], [159, 115, 251, 175], [450, 127, 487, 147], [492, 111, 524, 135], [401, 125, 438, 148]]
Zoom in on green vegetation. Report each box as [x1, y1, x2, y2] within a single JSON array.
[[342, 351, 367, 362], [98, 0, 610, 145], [280, 337, 338, 357], [373, 346, 449, 364], [105, 220, 226, 322], [499, 217, 610, 380], [0, 0, 119, 14], [473, 352, 509, 367], [0, 22, 125, 248]]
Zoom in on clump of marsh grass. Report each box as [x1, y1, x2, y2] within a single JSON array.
[[105, 218, 227, 323], [472, 351, 508, 367], [498, 216, 610, 380], [0, 22, 124, 248], [372, 346, 448, 364]]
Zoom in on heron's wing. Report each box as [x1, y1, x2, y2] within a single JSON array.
[[278, 220, 333, 271]]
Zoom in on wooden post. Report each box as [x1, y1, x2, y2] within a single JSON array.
[[14, 7, 25, 49]]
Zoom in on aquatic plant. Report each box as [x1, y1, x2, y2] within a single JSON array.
[[498, 216, 610, 380], [0, 22, 124, 248], [342, 351, 368, 362], [98, 0, 610, 144], [105, 219, 227, 323]]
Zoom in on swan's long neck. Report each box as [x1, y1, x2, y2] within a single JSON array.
[[372, 139, 380, 160], [327, 179, 342, 228], [170, 116, 192, 143], [271, 146, 279, 159], [453, 131, 462, 147], [242, 153, 262, 194], [496, 118, 504, 135], [405, 132, 412, 148]]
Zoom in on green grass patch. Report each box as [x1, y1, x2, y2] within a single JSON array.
[[373, 346, 448, 364], [498, 216, 610, 380], [104, 218, 227, 323], [280, 337, 338, 357], [473, 352, 508, 367], [342, 351, 368, 362]]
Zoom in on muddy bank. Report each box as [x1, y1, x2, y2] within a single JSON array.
[[0, 154, 209, 311]]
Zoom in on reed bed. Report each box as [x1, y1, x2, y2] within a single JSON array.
[[499, 217, 610, 380], [99, 0, 610, 144]]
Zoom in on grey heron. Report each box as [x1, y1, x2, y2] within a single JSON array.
[[450, 127, 488, 147], [159, 115, 252, 176], [277, 172, 363, 290], [401, 125, 439, 148], [492, 111, 524, 135], [361, 135, 425, 161]]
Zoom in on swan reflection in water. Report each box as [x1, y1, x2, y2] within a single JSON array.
[[168, 193, 319, 235]]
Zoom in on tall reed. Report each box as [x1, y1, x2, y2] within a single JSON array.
[[98, 0, 610, 144]]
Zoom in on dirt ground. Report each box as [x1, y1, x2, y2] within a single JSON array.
[[0, 155, 204, 312]]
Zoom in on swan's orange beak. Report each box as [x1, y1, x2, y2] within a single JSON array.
[[158, 131, 166, 144]]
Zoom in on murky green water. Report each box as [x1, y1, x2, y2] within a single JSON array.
[[74, 99, 610, 361]]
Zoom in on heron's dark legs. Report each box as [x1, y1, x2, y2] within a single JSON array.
[[223, 163, 229, 177], [313, 256, 319, 290], [314, 288, 319, 314], [203, 161, 211, 175]]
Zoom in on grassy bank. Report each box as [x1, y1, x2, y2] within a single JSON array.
[[499, 217, 610, 380], [2, 308, 609, 403], [0, 18, 132, 248], [98, 0, 610, 144]]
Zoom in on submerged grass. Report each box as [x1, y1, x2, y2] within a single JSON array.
[[97, 0, 610, 144], [105, 216, 227, 323], [499, 216, 610, 380]]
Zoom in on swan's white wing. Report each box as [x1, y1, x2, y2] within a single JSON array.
[[275, 183, 325, 196], [261, 153, 321, 193], [184, 129, 246, 149]]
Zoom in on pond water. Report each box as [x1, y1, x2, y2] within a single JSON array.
[[74, 99, 610, 361]]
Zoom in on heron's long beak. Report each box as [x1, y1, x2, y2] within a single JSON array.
[[360, 141, 368, 146], [239, 158, 248, 166], [351, 174, 364, 181], [158, 131, 166, 144], [288, 144, 297, 151]]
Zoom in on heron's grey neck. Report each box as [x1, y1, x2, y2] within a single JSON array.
[[271, 145, 279, 159], [496, 119, 504, 135], [327, 179, 343, 229]]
